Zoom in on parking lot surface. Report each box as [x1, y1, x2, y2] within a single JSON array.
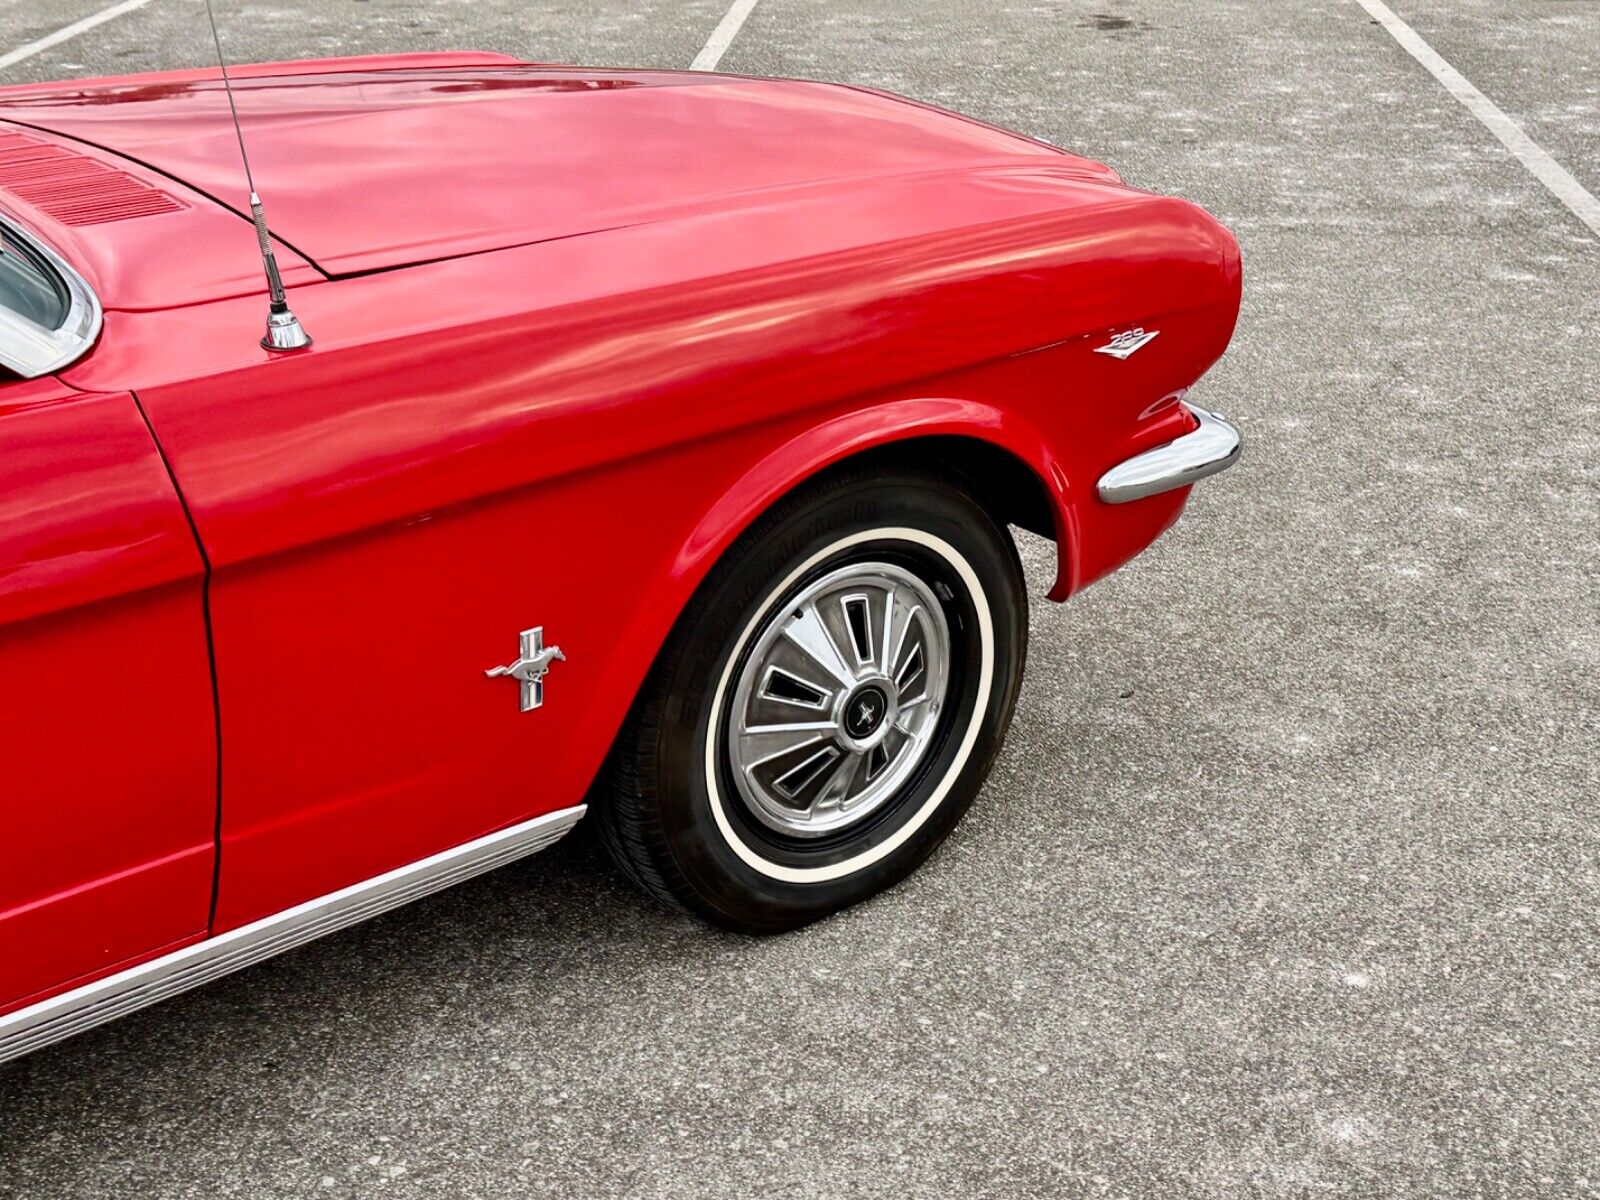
[[1, 2, 1596, 1197]]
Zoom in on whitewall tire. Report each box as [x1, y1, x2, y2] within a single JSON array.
[[595, 462, 1028, 933]]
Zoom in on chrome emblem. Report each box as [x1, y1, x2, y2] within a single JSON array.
[[1093, 327, 1160, 359], [485, 626, 566, 712]]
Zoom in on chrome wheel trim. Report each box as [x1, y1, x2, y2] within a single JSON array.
[[726, 562, 952, 839], [704, 528, 994, 884]]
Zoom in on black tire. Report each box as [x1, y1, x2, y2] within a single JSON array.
[[595, 463, 1028, 933]]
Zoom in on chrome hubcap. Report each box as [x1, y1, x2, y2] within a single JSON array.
[[726, 561, 951, 838]]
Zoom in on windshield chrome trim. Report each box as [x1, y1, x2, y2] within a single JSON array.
[[0, 214, 103, 378]]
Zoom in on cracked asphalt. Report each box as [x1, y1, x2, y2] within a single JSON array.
[[1, 1, 1596, 1197]]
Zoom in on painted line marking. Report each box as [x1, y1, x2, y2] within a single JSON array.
[[0, 0, 158, 74], [691, 0, 761, 72], [1355, 0, 1600, 239]]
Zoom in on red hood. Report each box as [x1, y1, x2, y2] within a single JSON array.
[[0, 55, 1115, 286]]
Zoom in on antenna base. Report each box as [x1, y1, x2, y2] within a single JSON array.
[[262, 307, 312, 352]]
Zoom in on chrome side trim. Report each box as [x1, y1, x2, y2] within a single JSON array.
[[0, 214, 103, 378], [1096, 404, 1242, 504], [0, 805, 586, 1065]]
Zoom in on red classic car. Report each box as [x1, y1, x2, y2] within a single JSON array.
[[0, 52, 1240, 1062]]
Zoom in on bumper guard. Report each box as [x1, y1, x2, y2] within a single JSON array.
[[1096, 405, 1242, 504]]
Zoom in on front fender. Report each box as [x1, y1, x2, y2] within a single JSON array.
[[669, 395, 1078, 599]]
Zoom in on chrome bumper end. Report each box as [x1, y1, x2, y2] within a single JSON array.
[[1096, 405, 1242, 504]]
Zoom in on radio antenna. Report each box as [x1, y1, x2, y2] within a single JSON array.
[[203, 0, 310, 351]]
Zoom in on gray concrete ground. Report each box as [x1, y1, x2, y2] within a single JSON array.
[[1, 1, 1597, 1197]]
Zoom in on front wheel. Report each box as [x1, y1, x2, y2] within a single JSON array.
[[596, 465, 1028, 933]]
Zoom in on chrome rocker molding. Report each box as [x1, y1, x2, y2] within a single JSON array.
[[0, 805, 586, 1065], [1097, 404, 1242, 504]]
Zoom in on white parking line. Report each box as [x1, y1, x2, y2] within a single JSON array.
[[691, 0, 761, 72], [1356, 0, 1600, 239], [0, 0, 157, 73]]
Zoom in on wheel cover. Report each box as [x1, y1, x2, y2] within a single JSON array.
[[726, 561, 952, 839]]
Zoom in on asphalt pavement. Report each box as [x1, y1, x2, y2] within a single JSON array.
[[1, 1, 1596, 1197]]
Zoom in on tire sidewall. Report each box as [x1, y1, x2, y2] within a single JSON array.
[[653, 474, 1026, 930]]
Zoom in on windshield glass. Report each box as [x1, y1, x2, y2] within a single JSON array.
[[0, 227, 69, 330]]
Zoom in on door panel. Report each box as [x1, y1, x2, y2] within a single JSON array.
[[0, 380, 216, 1013]]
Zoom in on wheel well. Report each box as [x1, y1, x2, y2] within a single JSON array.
[[589, 432, 1062, 816], [815, 436, 1058, 544]]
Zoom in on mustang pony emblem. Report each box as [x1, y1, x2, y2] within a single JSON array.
[[486, 627, 566, 712], [1093, 327, 1160, 359]]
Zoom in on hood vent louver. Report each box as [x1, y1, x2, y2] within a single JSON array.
[[0, 130, 184, 225]]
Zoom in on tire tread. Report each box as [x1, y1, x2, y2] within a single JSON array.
[[595, 461, 1025, 927]]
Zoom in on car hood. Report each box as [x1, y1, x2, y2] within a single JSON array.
[[0, 60, 1112, 279]]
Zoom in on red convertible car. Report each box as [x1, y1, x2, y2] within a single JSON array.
[[0, 52, 1240, 1061]]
